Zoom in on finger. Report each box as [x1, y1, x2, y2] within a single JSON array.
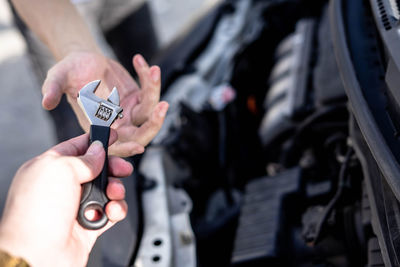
[[47, 130, 117, 157], [47, 133, 90, 156], [131, 56, 161, 125], [109, 140, 145, 157], [108, 128, 118, 146], [105, 200, 128, 222], [72, 141, 105, 184], [133, 54, 152, 89], [134, 65, 161, 116], [42, 65, 68, 110], [133, 54, 149, 77], [132, 101, 169, 146], [149, 65, 161, 87], [64, 136, 125, 184], [132, 66, 161, 118], [106, 178, 125, 200], [108, 156, 133, 177], [48, 141, 105, 186], [88, 199, 127, 237], [133, 55, 160, 100]]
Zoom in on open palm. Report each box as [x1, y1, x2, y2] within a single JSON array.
[[41, 51, 168, 157]]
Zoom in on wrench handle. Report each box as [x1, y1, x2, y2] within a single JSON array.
[[77, 125, 110, 230]]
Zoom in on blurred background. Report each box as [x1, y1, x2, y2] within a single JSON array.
[[0, 0, 220, 213]]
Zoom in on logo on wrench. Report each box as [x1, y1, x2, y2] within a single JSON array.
[[95, 104, 113, 121]]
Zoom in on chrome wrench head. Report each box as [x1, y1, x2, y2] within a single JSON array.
[[77, 80, 123, 127]]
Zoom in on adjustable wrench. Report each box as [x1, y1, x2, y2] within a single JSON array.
[[77, 80, 123, 230]]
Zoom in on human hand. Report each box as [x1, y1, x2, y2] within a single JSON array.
[[0, 133, 133, 267], [41, 50, 169, 157]]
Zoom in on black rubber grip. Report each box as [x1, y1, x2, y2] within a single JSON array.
[[77, 125, 110, 230]]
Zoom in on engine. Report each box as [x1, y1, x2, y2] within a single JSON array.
[[132, 0, 400, 266]]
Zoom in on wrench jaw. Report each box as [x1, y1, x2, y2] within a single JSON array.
[[79, 80, 101, 98], [108, 87, 120, 106], [77, 80, 123, 127]]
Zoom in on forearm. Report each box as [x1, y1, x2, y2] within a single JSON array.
[[11, 0, 101, 60]]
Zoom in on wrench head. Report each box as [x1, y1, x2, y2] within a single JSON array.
[[79, 80, 101, 96], [77, 80, 123, 127]]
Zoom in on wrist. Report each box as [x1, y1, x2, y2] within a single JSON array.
[[0, 250, 30, 267], [56, 43, 101, 61], [0, 229, 35, 267]]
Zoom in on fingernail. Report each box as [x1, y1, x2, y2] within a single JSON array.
[[137, 55, 146, 67], [41, 94, 48, 108], [111, 201, 123, 214], [138, 146, 145, 154], [151, 68, 160, 82], [87, 140, 103, 154], [116, 182, 125, 195], [158, 105, 168, 118]]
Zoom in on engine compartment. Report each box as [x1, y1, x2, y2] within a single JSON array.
[[132, 0, 397, 266]]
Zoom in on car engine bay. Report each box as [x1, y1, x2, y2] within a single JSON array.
[[130, 0, 400, 266]]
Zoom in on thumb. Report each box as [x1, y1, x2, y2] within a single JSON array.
[[75, 140, 106, 184], [42, 66, 67, 110]]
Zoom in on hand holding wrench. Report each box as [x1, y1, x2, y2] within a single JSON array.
[[77, 80, 123, 230]]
